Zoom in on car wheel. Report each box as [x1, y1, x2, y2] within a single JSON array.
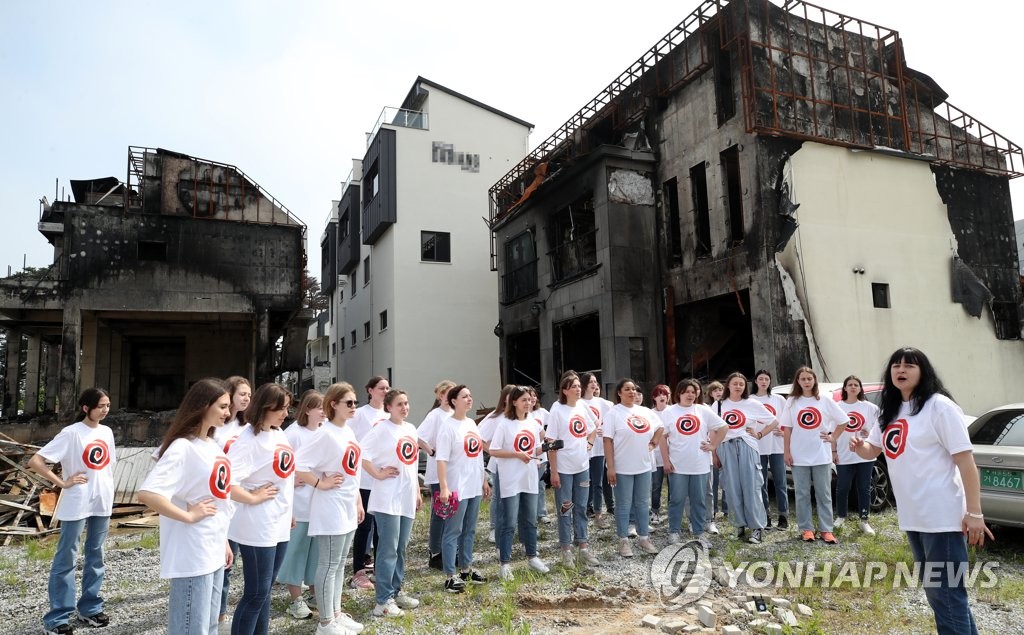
[[870, 459, 894, 512]]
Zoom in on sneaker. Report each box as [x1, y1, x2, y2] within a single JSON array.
[[350, 569, 374, 590], [821, 532, 838, 545], [364, 557, 374, 571], [637, 537, 658, 554], [736, 526, 746, 539], [834, 517, 845, 529], [444, 576, 466, 593], [627, 524, 638, 538], [287, 598, 313, 620], [587, 506, 596, 518], [44, 625, 74, 635], [428, 552, 443, 571], [650, 511, 662, 526], [561, 549, 576, 567], [801, 530, 816, 542], [541, 515, 554, 524], [394, 592, 419, 610], [315, 622, 345, 635], [488, 528, 495, 543], [305, 593, 317, 609], [765, 516, 773, 529], [596, 514, 611, 529], [578, 547, 600, 566], [372, 599, 405, 618], [218, 617, 232, 635], [337, 613, 364, 634], [707, 522, 720, 535], [460, 570, 487, 584], [79, 613, 110, 628], [748, 528, 762, 544], [499, 563, 514, 580], [527, 556, 550, 573], [777, 515, 788, 530], [668, 532, 681, 545], [860, 521, 876, 536], [618, 538, 634, 558]]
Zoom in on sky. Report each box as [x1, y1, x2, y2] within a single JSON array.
[[2, 0, 1022, 280]]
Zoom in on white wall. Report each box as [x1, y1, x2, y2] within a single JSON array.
[[779, 142, 1024, 415]]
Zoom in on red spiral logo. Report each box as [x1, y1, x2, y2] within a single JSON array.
[[568, 415, 588, 438], [464, 432, 483, 457], [627, 415, 651, 434], [82, 439, 111, 470], [223, 436, 239, 454], [273, 444, 295, 478], [675, 415, 700, 436], [763, 404, 777, 416], [209, 458, 231, 499], [396, 436, 418, 465], [723, 410, 746, 429], [514, 430, 536, 454], [883, 420, 908, 459], [796, 407, 822, 430], [846, 411, 866, 433], [342, 442, 361, 476]]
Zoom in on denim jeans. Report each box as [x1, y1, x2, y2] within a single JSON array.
[[232, 541, 288, 635], [760, 453, 789, 516], [169, 568, 223, 635], [536, 463, 548, 519], [441, 495, 481, 575], [219, 540, 240, 618], [613, 471, 652, 538], [792, 463, 833, 532], [44, 515, 110, 629], [555, 470, 590, 547], [651, 467, 665, 514], [835, 462, 873, 519], [706, 466, 727, 523], [668, 472, 709, 536], [489, 471, 503, 531], [428, 483, 443, 555], [352, 488, 376, 572], [906, 531, 979, 635], [498, 492, 538, 563], [587, 456, 605, 513], [314, 531, 354, 624], [374, 513, 413, 606], [602, 464, 615, 513]]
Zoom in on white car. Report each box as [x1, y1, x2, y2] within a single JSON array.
[[968, 403, 1024, 529]]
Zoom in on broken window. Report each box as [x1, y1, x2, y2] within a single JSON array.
[[548, 193, 598, 283], [711, 28, 736, 126], [992, 301, 1020, 340], [872, 283, 891, 309], [421, 231, 451, 263], [664, 178, 682, 266], [502, 229, 538, 303], [138, 240, 167, 262], [690, 162, 711, 257], [721, 146, 744, 244]]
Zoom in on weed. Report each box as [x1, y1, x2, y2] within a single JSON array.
[[25, 540, 56, 562]]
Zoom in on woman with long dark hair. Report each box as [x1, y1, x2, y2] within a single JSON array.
[[849, 347, 991, 635], [30, 388, 116, 635], [834, 375, 879, 536], [213, 375, 251, 627], [580, 372, 613, 529], [479, 385, 515, 544], [138, 379, 232, 635], [750, 370, 787, 529]]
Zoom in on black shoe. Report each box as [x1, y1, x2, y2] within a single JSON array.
[[79, 613, 110, 628], [777, 515, 789, 530], [736, 526, 746, 539], [428, 552, 443, 571], [765, 516, 773, 529], [444, 577, 466, 593], [748, 529, 762, 544], [586, 506, 596, 518], [45, 625, 74, 635], [460, 570, 488, 584]]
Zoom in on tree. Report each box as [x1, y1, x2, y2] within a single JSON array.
[[302, 270, 329, 313]]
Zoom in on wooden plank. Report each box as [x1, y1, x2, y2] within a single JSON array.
[[0, 454, 49, 487], [2, 483, 37, 546]]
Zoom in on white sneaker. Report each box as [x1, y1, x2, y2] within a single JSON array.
[[218, 617, 232, 635], [860, 521, 876, 536], [372, 598, 405, 618], [707, 522, 720, 535], [561, 549, 575, 567], [541, 515, 554, 524], [499, 563, 514, 580], [668, 532, 681, 545], [315, 622, 346, 635], [578, 547, 600, 566], [336, 613, 364, 634], [488, 528, 496, 543], [637, 537, 658, 554], [527, 556, 550, 573], [287, 598, 312, 619], [628, 524, 638, 538], [618, 538, 634, 558], [394, 592, 420, 609], [834, 517, 845, 529]]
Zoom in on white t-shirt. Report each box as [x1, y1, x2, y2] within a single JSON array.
[[750, 394, 786, 455], [478, 412, 505, 475], [604, 404, 660, 476], [780, 396, 847, 466], [351, 404, 386, 489], [490, 417, 543, 498], [531, 408, 549, 465], [836, 400, 879, 465], [417, 407, 449, 486], [37, 421, 116, 521], [718, 398, 775, 451], [866, 395, 972, 532], [141, 437, 234, 578], [545, 402, 594, 475], [658, 404, 726, 475], [581, 397, 613, 458], [213, 417, 247, 454], [284, 422, 320, 522], [297, 422, 362, 536], [227, 427, 296, 546], [362, 420, 420, 518], [435, 416, 485, 499], [651, 407, 668, 469]]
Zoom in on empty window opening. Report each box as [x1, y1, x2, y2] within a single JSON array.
[[712, 28, 736, 125], [721, 146, 744, 244], [548, 192, 597, 283], [664, 178, 682, 266], [690, 163, 711, 257]]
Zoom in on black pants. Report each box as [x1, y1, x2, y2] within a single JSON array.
[[352, 488, 378, 572]]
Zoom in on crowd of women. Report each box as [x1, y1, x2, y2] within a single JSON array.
[[28, 347, 993, 635]]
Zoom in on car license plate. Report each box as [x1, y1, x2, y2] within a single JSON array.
[[980, 468, 1024, 491]]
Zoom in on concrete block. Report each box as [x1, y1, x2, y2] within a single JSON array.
[[698, 606, 717, 629], [744, 601, 757, 613], [729, 608, 747, 618], [685, 607, 698, 616], [659, 619, 690, 635], [749, 618, 768, 628], [642, 614, 662, 629], [796, 603, 813, 617], [774, 608, 798, 627], [695, 599, 714, 610], [681, 627, 701, 634], [770, 597, 791, 609], [722, 627, 743, 635], [764, 624, 784, 635]]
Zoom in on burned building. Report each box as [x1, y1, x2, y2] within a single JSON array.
[[490, 0, 1023, 413], [0, 147, 309, 417]]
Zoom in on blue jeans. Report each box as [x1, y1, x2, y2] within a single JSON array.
[[668, 472, 709, 536], [44, 515, 110, 629], [792, 463, 833, 532], [760, 453, 789, 516], [709, 466, 727, 518], [441, 495, 481, 575], [232, 541, 288, 635], [314, 531, 354, 624], [587, 456, 605, 513], [613, 471, 652, 538], [602, 464, 616, 513], [499, 492, 538, 563], [428, 483, 443, 555], [170, 568, 223, 635], [489, 471, 503, 531], [835, 462, 873, 519], [906, 531, 979, 635], [651, 467, 665, 513], [219, 540, 240, 618], [536, 463, 548, 519], [555, 470, 590, 547], [374, 513, 413, 605]]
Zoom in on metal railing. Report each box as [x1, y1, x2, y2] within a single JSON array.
[[367, 107, 428, 146], [500, 259, 539, 304]]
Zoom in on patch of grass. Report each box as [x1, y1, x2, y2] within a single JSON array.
[[25, 540, 56, 561], [137, 530, 159, 550]]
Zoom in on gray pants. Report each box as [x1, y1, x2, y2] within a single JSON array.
[[718, 438, 767, 530], [792, 463, 834, 532]]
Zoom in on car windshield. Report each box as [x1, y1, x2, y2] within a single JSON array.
[[971, 410, 1024, 446]]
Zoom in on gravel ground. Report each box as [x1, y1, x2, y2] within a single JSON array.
[[2, 501, 1024, 634]]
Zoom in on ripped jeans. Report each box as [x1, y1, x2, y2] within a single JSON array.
[[554, 469, 590, 547]]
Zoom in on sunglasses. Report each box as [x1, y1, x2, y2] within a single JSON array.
[[341, 399, 358, 408]]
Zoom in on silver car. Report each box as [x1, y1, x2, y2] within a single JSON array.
[[968, 403, 1024, 528]]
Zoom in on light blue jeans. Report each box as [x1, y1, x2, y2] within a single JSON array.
[[499, 492, 538, 563], [555, 469, 590, 547], [428, 483, 443, 555], [169, 568, 223, 635], [668, 472, 709, 536], [792, 463, 833, 532], [374, 513, 413, 605], [441, 495, 481, 575], [314, 531, 354, 625], [613, 471, 651, 538], [906, 531, 979, 635], [760, 453, 789, 516], [44, 515, 110, 629], [489, 470, 503, 531]]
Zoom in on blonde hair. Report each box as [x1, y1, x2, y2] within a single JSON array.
[[324, 382, 356, 420]]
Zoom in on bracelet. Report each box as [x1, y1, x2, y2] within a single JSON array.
[[314, 478, 320, 489], [965, 511, 984, 519]]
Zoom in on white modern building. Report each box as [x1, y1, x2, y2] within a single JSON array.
[[319, 77, 532, 422]]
